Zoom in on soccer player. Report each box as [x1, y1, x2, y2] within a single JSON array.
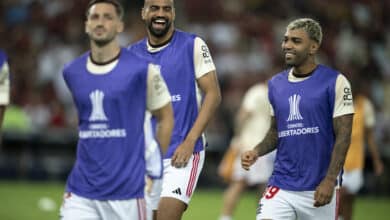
[[219, 81, 275, 220], [59, 1, 174, 219], [339, 82, 384, 220], [241, 18, 354, 220], [128, 0, 221, 219], [0, 49, 10, 128]]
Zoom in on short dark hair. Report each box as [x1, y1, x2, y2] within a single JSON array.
[[287, 18, 322, 45], [86, 0, 124, 19]]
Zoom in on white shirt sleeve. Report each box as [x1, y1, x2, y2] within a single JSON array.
[[363, 97, 375, 128], [0, 61, 10, 105], [193, 37, 216, 79], [333, 74, 354, 118], [242, 86, 258, 112], [146, 63, 171, 111]]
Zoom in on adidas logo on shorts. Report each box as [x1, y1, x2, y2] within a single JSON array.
[[172, 188, 182, 195], [256, 203, 263, 215]]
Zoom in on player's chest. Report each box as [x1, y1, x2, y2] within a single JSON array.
[[152, 50, 193, 81], [274, 83, 331, 114], [69, 72, 144, 104]]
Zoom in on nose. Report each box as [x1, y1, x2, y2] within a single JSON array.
[[282, 40, 292, 50]]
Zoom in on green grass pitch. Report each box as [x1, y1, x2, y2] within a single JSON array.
[[0, 181, 388, 220]]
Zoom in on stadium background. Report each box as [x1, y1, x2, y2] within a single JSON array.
[[0, 0, 389, 219]]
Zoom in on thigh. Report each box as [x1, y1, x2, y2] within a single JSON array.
[[256, 186, 296, 220], [60, 192, 100, 220], [160, 150, 205, 204], [97, 198, 146, 220]]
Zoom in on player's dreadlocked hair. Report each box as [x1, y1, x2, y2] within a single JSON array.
[[86, 0, 124, 20], [287, 18, 322, 45]]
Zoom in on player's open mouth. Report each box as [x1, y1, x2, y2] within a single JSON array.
[[285, 52, 295, 59], [152, 18, 167, 29]]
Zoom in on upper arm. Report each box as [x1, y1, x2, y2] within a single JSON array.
[[332, 74, 354, 138], [333, 74, 354, 118], [193, 37, 216, 79], [151, 101, 173, 121], [333, 114, 353, 138], [197, 70, 221, 97], [146, 63, 172, 111]]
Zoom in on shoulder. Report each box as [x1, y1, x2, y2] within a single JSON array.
[[127, 38, 147, 52], [122, 47, 151, 66], [269, 69, 289, 85], [175, 29, 197, 39], [317, 64, 340, 79], [63, 51, 89, 74], [174, 29, 198, 46], [247, 83, 264, 94], [243, 84, 265, 101]]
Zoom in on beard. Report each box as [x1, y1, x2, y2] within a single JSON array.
[[146, 18, 172, 38], [89, 32, 116, 47], [284, 53, 308, 68]]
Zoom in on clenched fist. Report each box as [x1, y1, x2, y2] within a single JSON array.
[[241, 150, 259, 170]]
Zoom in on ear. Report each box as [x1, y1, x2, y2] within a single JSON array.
[[117, 21, 124, 33], [310, 42, 319, 55]]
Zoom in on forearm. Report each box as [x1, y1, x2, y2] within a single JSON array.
[[253, 117, 278, 157], [325, 114, 353, 181], [156, 119, 173, 154], [153, 104, 174, 154], [185, 89, 221, 143]]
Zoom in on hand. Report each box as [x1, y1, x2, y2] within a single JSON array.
[[314, 176, 335, 207], [171, 139, 195, 168], [241, 150, 258, 171]]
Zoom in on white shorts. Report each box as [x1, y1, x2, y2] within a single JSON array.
[[160, 150, 205, 204], [257, 186, 337, 220], [232, 150, 275, 186], [145, 178, 163, 220], [342, 169, 363, 194], [60, 192, 146, 220]]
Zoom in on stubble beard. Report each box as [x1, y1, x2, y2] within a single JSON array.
[[147, 20, 172, 39], [90, 34, 116, 48]]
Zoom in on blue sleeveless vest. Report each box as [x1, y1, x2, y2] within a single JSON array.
[[129, 30, 205, 158], [268, 64, 338, 190], [63, 48, 148, 199]]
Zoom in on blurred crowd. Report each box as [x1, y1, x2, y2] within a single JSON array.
[[1, 0, 390, 160]]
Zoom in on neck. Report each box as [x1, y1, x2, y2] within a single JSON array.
[[148, 27, 175, 46], [90, 40, 121, 63], [292, 59, 317, 77]]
